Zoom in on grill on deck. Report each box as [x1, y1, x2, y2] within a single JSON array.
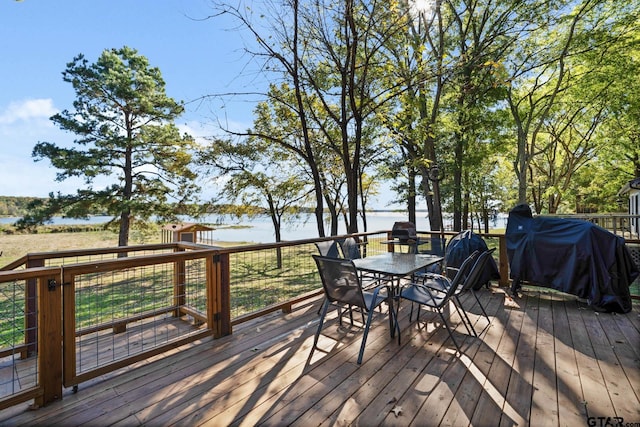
[[391, 221, 417, 242]]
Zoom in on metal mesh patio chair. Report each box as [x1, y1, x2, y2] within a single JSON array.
[[314, 240, 340, 258], [396, 251, 479, 352], [312, 255, 398, 364], [339, 236, 362, 260], [315, 239, 342, 315], [339, 236, 382, 289], [420, 249, 494, 336], [418, 235, 448, 274]]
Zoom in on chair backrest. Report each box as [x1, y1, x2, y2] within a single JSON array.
[[430, 236, 447, 256], [448, 250, 480, 292], [339, 237, 361, 260], [315, 240, 340, 258], [313, 255, 367, 308], [435, 251, 480, 301], [460, 249, 496, 292]]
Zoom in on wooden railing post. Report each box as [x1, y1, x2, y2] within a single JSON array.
[[386, 231, 394, 253], [207, 253, 231, 338], [25, 256, 44, 357], [498, 235, 510, 286], [173, 247, 186, 318], [35, 272, 63, 407], [61, 269, 77, 390]]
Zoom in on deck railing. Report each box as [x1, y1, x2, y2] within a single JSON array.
[[0, 230, 637, 411], [0, 232, 393, 410], [553, 213, 640, 238]]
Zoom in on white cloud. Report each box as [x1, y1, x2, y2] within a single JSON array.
[[0, 98, 58, 124], [0, 99, 75, 197], [177, 121, 209, 147]]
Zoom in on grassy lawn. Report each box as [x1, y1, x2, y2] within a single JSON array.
[[0, 230, 123, 266], [0, 229, 253, 267], [0, 229, 319, 348]]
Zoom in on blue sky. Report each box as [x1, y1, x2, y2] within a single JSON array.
[[0, 0, 400, 210], [0, 0, 263, 199]]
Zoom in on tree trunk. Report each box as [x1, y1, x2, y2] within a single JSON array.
[[118, 210, 129, 248], [119, 138, 133, 248], [408, 169, 416, 226]]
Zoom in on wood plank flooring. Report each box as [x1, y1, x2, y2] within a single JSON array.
[[1, 285, 639, 426]]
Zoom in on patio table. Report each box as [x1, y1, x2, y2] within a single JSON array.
[[353, 253, 443, 333], [353, 253, 443, 293]]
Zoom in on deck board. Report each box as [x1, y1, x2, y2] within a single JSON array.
[[567, 297, 616, 420], [498, 291, 536, 427], [437, 300, 497, 426], [1, 286, 639, 427], [582, 306, 640, 421], [378, 317, 462, 426], [468, 291, 523, 427], [529, 292, 559, 427], [551, 293, 587, 426]]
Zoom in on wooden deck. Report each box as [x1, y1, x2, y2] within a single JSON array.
[[1, 285, 639, 426]]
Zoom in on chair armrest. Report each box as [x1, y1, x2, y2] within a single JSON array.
[[401, 282, 439, 300], [414, 272, 447, 283], [445, 266, 459, 276]]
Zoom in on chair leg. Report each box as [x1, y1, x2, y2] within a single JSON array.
[[394, 298, 403, 345], [313, 299, 331, 348], [454, 296, 477, 337], [336, 304, 357, 327], [387, 297, 400, 343], [472, 290, 491, 323], [357, 307, 377, 364], [407, 302, 421, 322], [437, 309, 462, 353]]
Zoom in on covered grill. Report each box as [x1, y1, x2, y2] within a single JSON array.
[[506, 204, 638, 313], [391, 221, 417, 242]]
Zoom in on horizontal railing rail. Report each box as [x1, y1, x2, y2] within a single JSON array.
[[552, 213, 640, 237]]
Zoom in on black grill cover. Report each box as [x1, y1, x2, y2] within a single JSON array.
[[445, 230, 500, 289], [506, 204, 639, 313]]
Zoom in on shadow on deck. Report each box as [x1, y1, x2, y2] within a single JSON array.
[[1, 285, 639, 426]]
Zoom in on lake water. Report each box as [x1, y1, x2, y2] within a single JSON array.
[[206, 212, 421, 242], [0, 212, 423, 243]]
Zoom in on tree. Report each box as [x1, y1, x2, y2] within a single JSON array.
[[594, 4, 640, 181], [210, 0, 405, 234], [201, 0, 637, 222], [18, 47, 199, 246], [568, 7, 640, 213], [504, 0, 618, 205], [209, 1, 329, 237], [505, 0, 639, 211], [528, 91, 607, 214], [198, 133, 311, 266], [372, 0, 447, 232]]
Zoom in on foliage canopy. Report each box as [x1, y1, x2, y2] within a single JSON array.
[[18, 47, 200, 246]]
